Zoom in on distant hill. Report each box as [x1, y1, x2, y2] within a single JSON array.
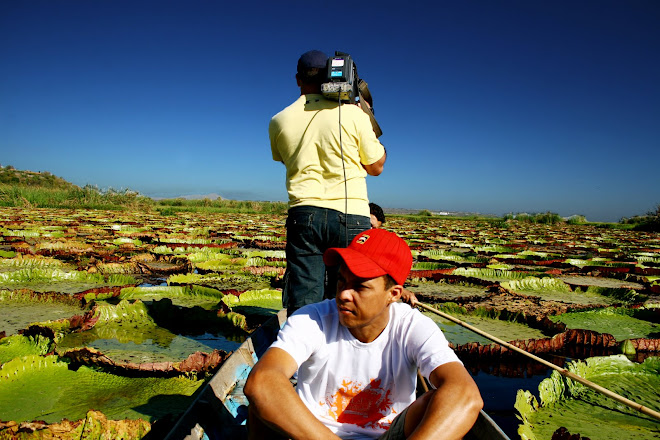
[[383, 207, 496, 218], [0, 165, 79, 190]]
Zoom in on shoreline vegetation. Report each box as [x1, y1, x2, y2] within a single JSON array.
[[1, 165, 658, 231]]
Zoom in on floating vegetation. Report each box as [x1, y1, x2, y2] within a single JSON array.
[[0, 290, 85, 336], [0, 256, 69, 271], [515, 355, 660, 439], [168, 272, 273, 291], [117, 285, 226, 309], [0, 409, 151, 439], [221, 289, 282, 317], [0, 269, 137, 294], [573, 285, 647, 304], [0, 334, 52, 364], [502, 277, 571, 293], [0, 355, 202, 424], [501, 277, 619, 305], [559, 275, 645, 290], [418, 249, 488, 264], [412, 261, 455, 270], [2, 208, 659, 439], [453, 267, 532, 282], [56, 300, 245, 364], [409, 279, 490, 300], [95, 261, 140, 274], [35, 240, 95, 253], [423, 306, 547, 345], [549, 307, 659, 341], [195, 257, 248, 272]]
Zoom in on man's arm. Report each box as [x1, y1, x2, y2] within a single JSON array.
[[404, 362, 483, 439], [362, 149, 386, 176], [244, 347, 341, 440]]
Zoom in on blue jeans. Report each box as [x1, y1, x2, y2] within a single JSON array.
[[283, 206, 370, 315]]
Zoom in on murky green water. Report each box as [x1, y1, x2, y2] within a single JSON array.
[[1, 302, 84, 336]]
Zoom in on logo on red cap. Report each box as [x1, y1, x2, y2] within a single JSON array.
[[323, 229, 412, 285]]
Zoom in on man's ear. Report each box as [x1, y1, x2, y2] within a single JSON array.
[[295, 73, 302, 87], [388, 284, 403, 304]]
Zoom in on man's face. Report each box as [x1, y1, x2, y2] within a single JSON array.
[[335, 264, 398, 342]]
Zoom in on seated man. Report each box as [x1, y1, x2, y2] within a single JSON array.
[[244, 229, 483, 439]]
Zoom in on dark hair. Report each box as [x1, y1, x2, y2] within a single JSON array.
[[369, 203, 386, 224], [383, 274, 397, 290]]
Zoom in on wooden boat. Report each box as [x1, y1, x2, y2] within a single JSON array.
[[164, 309, 511, 440]]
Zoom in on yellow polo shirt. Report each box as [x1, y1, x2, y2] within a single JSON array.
[[270, 94, 385, 217]]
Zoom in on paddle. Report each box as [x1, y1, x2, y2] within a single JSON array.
[[416, 302, 660, 422]]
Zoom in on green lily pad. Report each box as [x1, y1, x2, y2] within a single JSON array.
[[221, 289, 281, 309], [0, 355, 202, 424], [516, 355, 660, 440], [117, 285, 226, 309], [453, 268, 533, 282], [548, 308, 660, 340], [167, 272, 273, 291], [423, 306, 547, 345], [0, 290, 84, 336], [56, 299, 245, 363], [408, 279, 490, 300], [502, 277, 619, 305], [0, 334, 52, 364], [0, 269, 137, 294]]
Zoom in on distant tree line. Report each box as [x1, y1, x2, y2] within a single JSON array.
[[502, 212, 565, 224], [620, 204, 660, 232]]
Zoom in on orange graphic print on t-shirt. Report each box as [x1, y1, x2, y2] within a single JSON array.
[[322, 378, 394, 429]]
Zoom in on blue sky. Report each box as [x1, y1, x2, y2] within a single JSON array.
[[1, 1, 658, 222]]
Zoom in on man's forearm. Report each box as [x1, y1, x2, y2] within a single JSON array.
[[409, 384, 482, 439], [246, 370, 340, 440], [407, 363, 483, 439]]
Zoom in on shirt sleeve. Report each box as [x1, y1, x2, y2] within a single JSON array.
[[354, 110, 385, 166], [270, 308, 324, 368], [406, 312, 462, 380], [269, 117, 283, 162]]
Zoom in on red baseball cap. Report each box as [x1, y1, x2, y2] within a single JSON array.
[[323, 229, 412, 285]]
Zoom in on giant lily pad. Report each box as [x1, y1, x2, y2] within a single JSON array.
[[167, 272, 273, 291], [0, 409, 151, 439], [220, 289, 281, 309], [116, 285, 227, 309], [423, 305, 547, 345], [0, 290, 85, 336], [515, 355, 660, 439], [502, 277, 618, 305], [549, 307, 660, 341], [0, 355, 202, 424], [0, 334, 52, 365], [55, 300, 244, 364], [0, 269, 137, 294]]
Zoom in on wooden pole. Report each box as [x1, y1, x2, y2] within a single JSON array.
[[417, 302, 660, 422]]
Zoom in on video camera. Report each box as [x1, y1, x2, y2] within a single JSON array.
[[321, 51, 383, 137]]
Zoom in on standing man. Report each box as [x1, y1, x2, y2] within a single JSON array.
[[245, 229, 483, 439], [270, 50, 387, 315]]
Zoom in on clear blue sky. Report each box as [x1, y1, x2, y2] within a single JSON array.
[[1, 1, 658, 222]]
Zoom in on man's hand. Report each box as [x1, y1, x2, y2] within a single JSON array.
[[400, 288, 418, 306]]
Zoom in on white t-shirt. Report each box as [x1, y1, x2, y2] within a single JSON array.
[[270, 299, 461, 439]]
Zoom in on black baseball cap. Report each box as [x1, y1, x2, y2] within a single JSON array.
[[297, 50, 328, 73]]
